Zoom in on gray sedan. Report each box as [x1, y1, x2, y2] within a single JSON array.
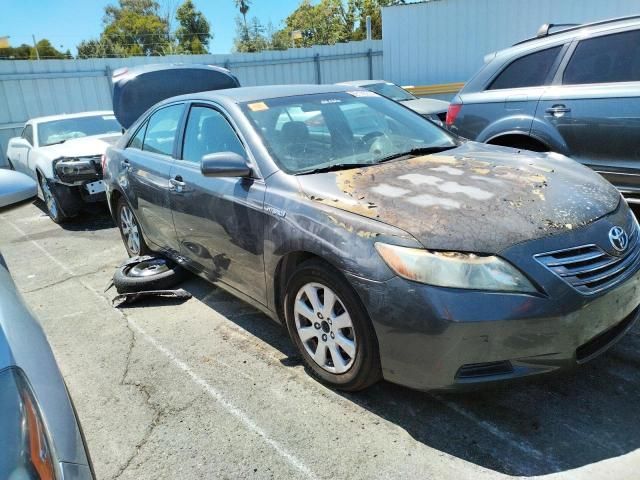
[[337, 80, 449, 125], [0, 170, 94, 479], [104, 80, 640, 392]]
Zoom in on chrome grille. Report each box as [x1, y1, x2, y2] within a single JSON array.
[[535, 227, 640, 295]]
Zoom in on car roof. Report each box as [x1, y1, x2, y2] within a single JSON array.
[[336, 80, 388, 87], [497, 15, 640, 58], [169, 84, 362, 104], [28, 110, 114, 124]]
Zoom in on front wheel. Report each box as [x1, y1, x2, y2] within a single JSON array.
[[39, 176, 71, 223], [284, 260, 381, 391], [116, 197, 150, 257]]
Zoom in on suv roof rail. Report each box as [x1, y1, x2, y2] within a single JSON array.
[[513, 14, 640, 46]]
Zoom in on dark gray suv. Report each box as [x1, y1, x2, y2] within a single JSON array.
[[447, 16, 640, 199]]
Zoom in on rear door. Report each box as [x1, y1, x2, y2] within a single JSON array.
[[121, 103, 185, 252], [169, 103, 267, 304], [535, 28, 640, 191], [457, 45, 563, 141]]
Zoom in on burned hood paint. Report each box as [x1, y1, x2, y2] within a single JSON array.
[[296, 142, 621, 253]]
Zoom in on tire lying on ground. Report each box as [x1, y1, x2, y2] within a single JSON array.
[[113, 256, 187, 294]]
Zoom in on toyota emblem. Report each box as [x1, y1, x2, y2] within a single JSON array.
[[609, 226, 629, 252]]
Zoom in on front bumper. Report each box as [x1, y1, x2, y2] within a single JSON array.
[[348, 206, 640, 390]]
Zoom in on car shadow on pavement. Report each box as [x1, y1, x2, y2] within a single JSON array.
[[183, 274, 640, 477], [33, 200, 115, 231]]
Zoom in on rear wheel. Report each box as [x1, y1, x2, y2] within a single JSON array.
[[116, 197, 150, 257], [488, 135, 549, 152], [284, 260, 381, 391]]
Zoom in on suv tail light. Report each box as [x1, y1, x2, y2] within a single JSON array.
[[101, 154, 107, 172], [446, 103, 462, 127]]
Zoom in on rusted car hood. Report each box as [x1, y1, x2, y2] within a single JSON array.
[[296, 142, 621, 253]]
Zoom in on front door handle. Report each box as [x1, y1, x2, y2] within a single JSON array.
[[120, 159, 131, 171], [545, 104, 571, 117], [169, 176, 187, 193]]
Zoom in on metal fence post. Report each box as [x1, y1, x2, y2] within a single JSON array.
[[105, 65, 113, 100], [314, 53, 321, 84], [367, 49, 373, 80]]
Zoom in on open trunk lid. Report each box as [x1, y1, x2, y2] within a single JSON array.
[[112, 64, 240, 129]]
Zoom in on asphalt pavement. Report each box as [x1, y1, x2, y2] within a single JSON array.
[[1, 201, 639, 480]]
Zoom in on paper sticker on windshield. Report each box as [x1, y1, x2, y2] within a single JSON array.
[[347, 90, 378, 97], [321, 99, 342, 104], [102, 115, 116, 120], [248, 102, 269, 112]]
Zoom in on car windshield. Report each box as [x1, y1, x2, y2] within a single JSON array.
[[38, 114, 121, 146], [242, 92, 457, 174], [362, 82, 416, 102]]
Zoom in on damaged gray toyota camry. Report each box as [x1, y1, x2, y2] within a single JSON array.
[[103, 66, 640, 392]]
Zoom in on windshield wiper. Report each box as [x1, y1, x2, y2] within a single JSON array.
[[297, 162, 374, 175], [377, 145, 457, 164]]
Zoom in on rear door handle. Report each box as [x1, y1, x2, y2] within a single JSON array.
[[545, 104, 571, 117]]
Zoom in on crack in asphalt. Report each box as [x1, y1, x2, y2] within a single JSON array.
[[22, 263, 116, 294]]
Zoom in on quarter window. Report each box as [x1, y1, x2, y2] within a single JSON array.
[[142, 104, 184, 156], [563, 30, 640, 85], [182, 106, 245, 163], [128, 121, 147, 150], [489, 46, 562, 90], [22, 125, 34, 146]]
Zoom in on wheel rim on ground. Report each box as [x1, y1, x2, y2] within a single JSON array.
[[120, 205, 141, 255], [293, 282, 357, 374], [128, 259, 169, 277], [40, 178, 58, 219]]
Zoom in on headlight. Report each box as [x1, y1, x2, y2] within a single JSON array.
[[375, 243, 537, 293], [0, 367, 57, 479]]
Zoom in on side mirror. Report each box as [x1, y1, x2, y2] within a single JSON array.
[[0, 170, 37, 211], [201, 152, 252, 178], [13, 138, 31, 148]]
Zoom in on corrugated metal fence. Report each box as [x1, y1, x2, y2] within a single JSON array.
[[0, 40, 383, 162], [382, 0, 640, 87]]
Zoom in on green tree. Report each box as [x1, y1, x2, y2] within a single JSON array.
[[29, 39, 67, 59], [234, 16, 268, 52], [0, 43, 34, 60], [77, 0, 170, 57], [234, 0, 251, 39], [175, 0, 211, 53]]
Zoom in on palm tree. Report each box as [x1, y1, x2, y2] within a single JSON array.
[[234, 0, 251, 39]]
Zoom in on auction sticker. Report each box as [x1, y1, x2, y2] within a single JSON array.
[[248, 102, 269, 112], [347, 90, 378, 97]]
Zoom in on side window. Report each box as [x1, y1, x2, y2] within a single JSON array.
[[489, 46, 562, 90], [128, 121, 147, 150], [22, 125, 34, 146], [142, 104, 184, 156], [182, 106, 246, 163], [563, 30, 640, 85]]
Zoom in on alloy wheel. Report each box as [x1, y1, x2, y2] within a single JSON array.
[[294, 282, 357, 374], [120, 205, 141, 255]]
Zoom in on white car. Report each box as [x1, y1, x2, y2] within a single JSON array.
[[6, 111, 122, 223]]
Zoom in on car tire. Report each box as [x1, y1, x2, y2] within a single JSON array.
[[39, 175, 72, 223], [116, 196, 150, 257], [284, 259, 381, 391], [113, 257, 187, 294]]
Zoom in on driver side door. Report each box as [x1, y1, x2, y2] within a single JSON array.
[[169, 103, 268, 305]]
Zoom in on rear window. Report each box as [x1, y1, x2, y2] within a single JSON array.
[[563, 30, 640, 85], [489, 46, 562, 90]]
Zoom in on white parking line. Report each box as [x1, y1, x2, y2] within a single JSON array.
[[2, 216, 317, 480]]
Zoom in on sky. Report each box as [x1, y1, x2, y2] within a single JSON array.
[[2, 0, 302, 55]]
